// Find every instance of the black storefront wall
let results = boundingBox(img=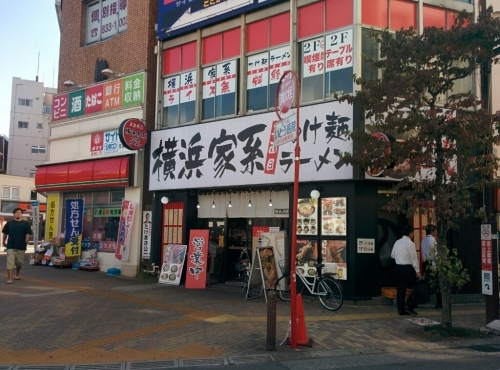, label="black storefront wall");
[150,180,424,300]
[290,181,390,301]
